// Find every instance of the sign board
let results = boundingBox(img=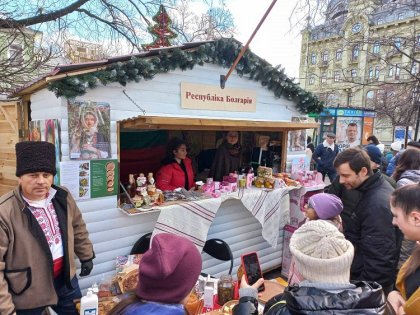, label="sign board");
[60,159,118,200]
[181,82,256,112]
[394,126,413,142]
